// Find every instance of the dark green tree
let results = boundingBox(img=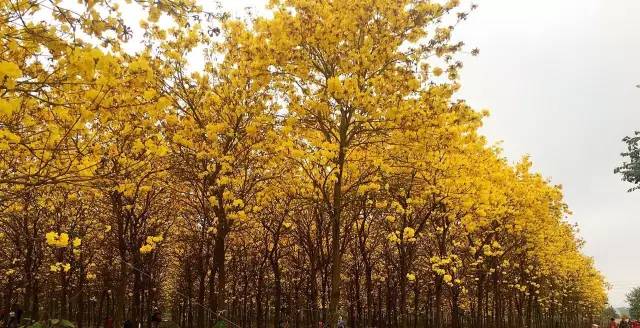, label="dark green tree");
[601,305,620,324]
[615,131,640,191]
[626,287,640,319]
